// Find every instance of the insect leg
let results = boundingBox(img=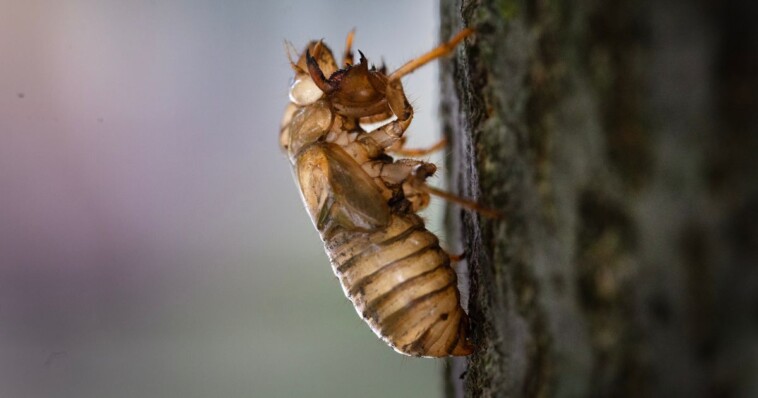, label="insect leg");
[448,250,468,270]
[362,114,413,150]
[389,137,447,157]
[342,29,355,66]
[368,159,430,184]
[374,160,435,212]
[361,78,415,149]
[388,28,474,82]
[284,40,301,72]
[424,185,503,219]
[400,162,502,218]
[449,251,467,263]
[377,157,502,218]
